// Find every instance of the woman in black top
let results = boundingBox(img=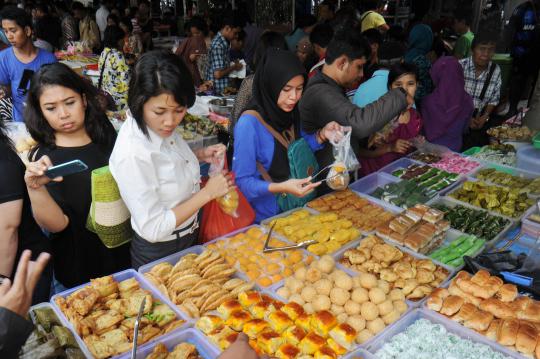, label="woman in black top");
[24,63,130,290]
[0,121,51,303]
